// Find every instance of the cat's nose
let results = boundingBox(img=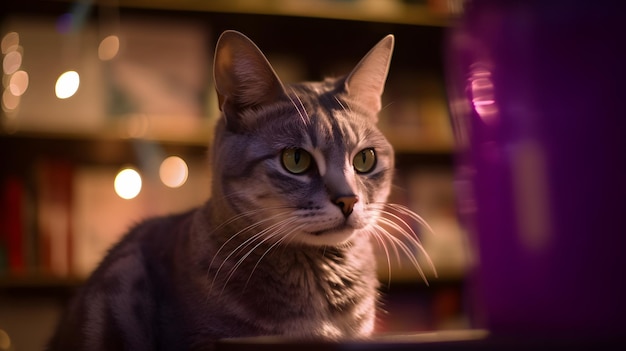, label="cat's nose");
[333,195,359,217]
